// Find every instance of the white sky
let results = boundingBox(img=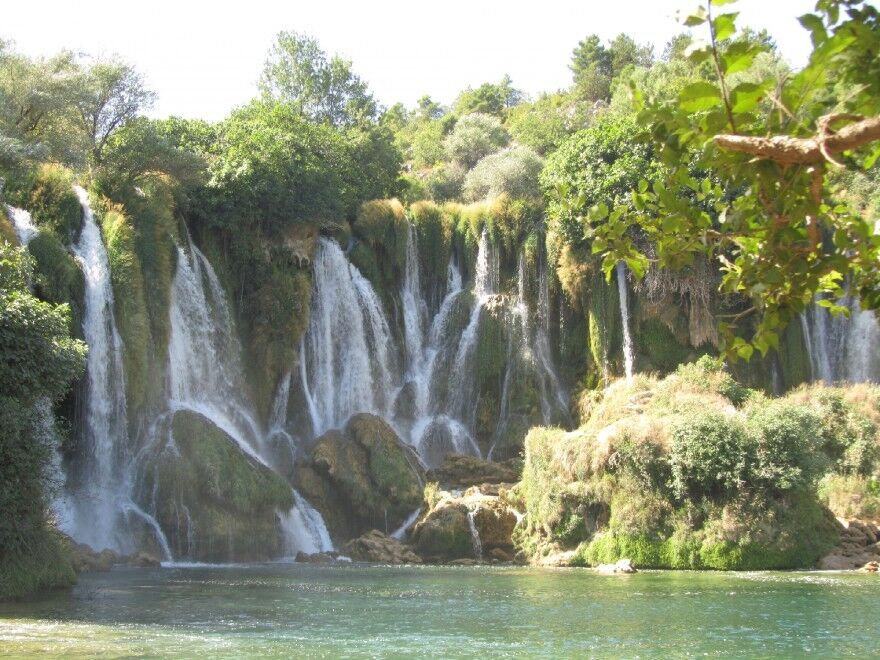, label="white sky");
[3,0,817,121]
